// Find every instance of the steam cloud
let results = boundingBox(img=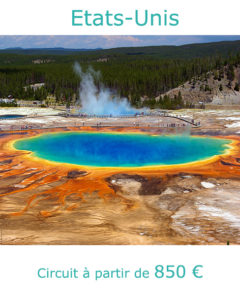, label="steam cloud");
[74,62,141,116]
